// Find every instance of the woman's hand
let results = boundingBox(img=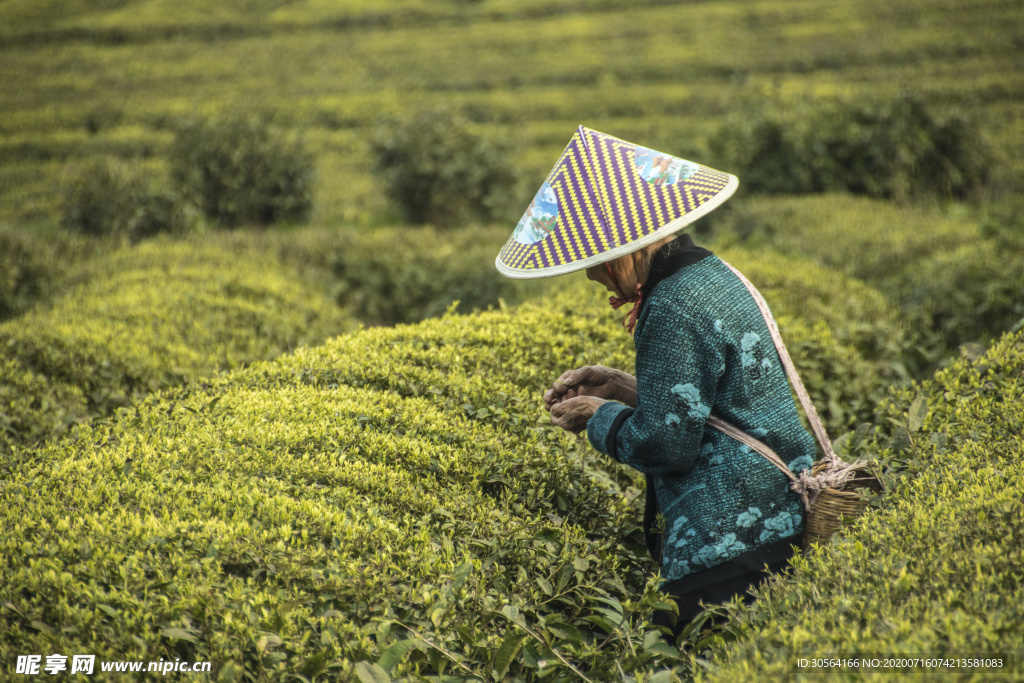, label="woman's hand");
[543,365,637,410]
[550,396,607,434]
